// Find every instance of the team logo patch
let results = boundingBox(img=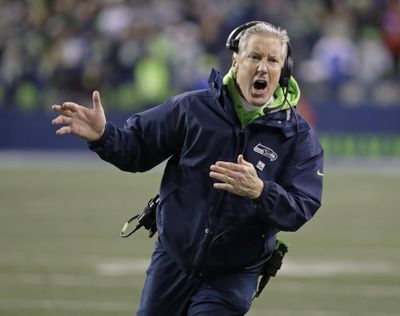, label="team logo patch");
[253,143,278,161]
